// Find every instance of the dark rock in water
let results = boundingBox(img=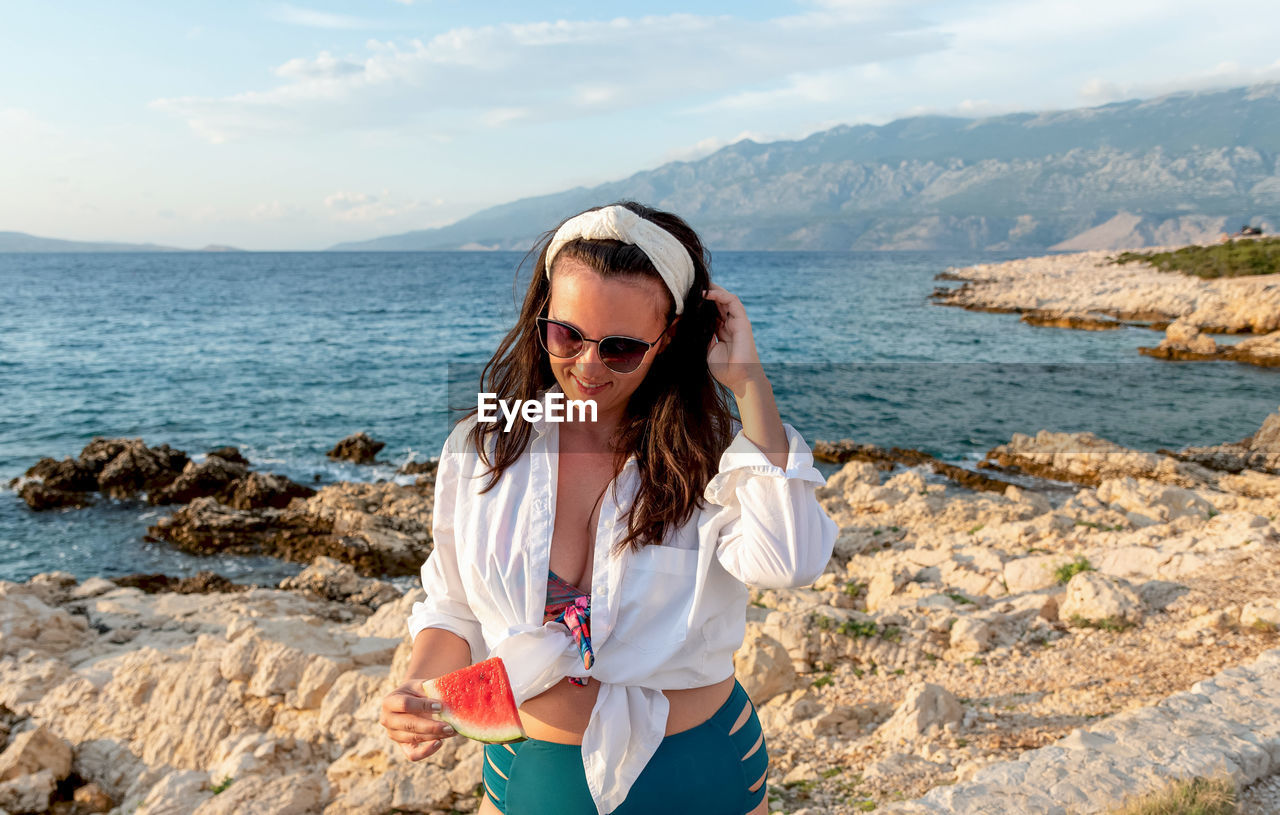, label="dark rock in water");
[16,437,430,578]
[17,438,188,508]
[15,437,312,515]
[220,471,316,510]
[113,570,249,594]
[398,459,438,476]
[148,455,248,505]
[146,481,433,577]
[18,481,95,510]
[815,438,1017,494]
[206,446,250,466]
[24,457,98,492]
[327,432,386,464]
[78,438,135,473]
[146,497,291,556]
[95,439,189,499]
